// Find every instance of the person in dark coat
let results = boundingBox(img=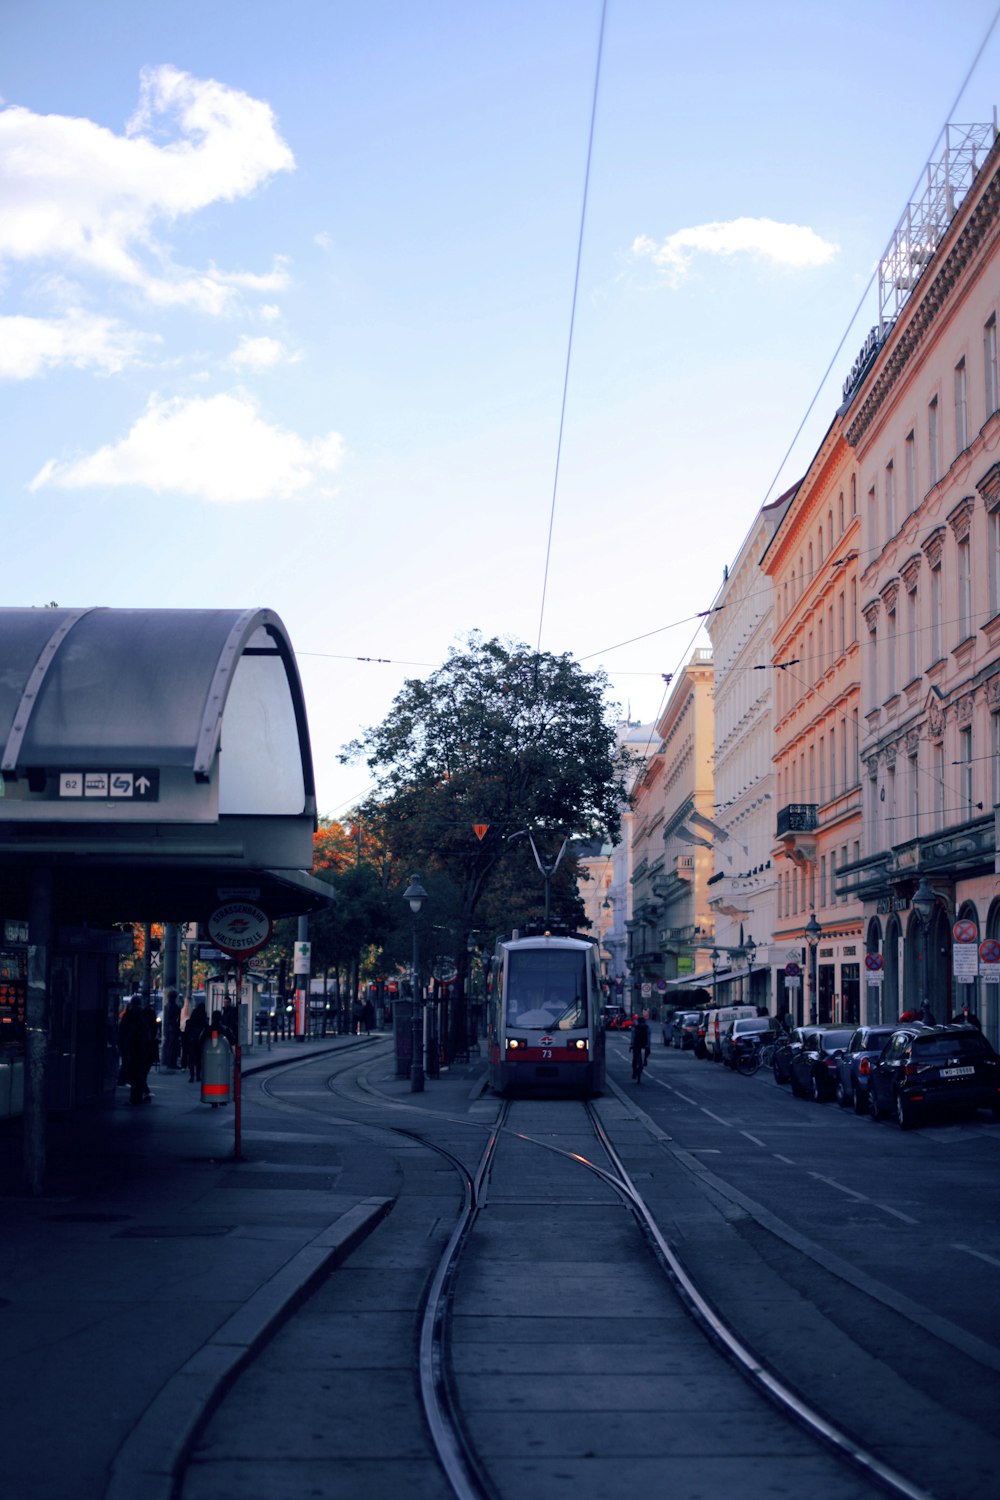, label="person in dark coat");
[363,998,375,1034]
[118,995,157,1105]
[919,1001,937,1025]
[183,1001,210,1081]
[161,987,182,1070]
